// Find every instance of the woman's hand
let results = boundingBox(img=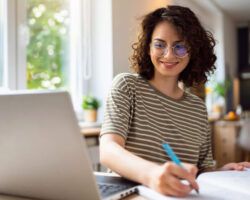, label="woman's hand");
[220,162,250,171]
[146,162,199,197]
